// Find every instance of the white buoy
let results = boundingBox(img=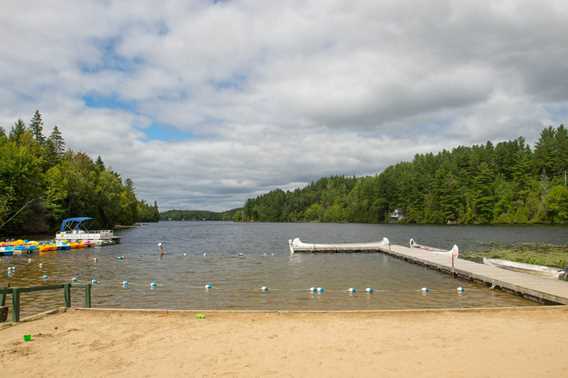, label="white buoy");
[42,274,48,280]
[183,253,187,256]
[263,253,267,256]
[457,287,465,293]
[27,258,32,263]
[260,286,269,292]
[150,281,157,289]
[347,288,357,293]
[93,257,97,263]
[238,253,244,257]
[365,287,374,293]
[39,263,43,268]
[316,287,325,294]
[205,283,213,289]
[420,287,430,293]
[122,280,129,288]
[71,276,78,282]
[309,287,317,293]
[91,278,98,285]
[203,252,207,256]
